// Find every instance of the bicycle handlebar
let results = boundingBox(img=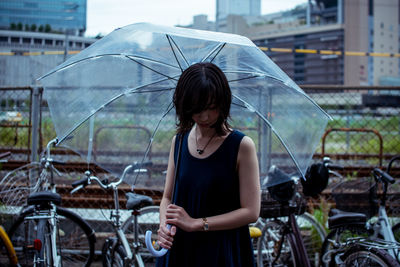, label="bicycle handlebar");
[373,168,395,184]
[325,163,344,170]
[70,162,153,193]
